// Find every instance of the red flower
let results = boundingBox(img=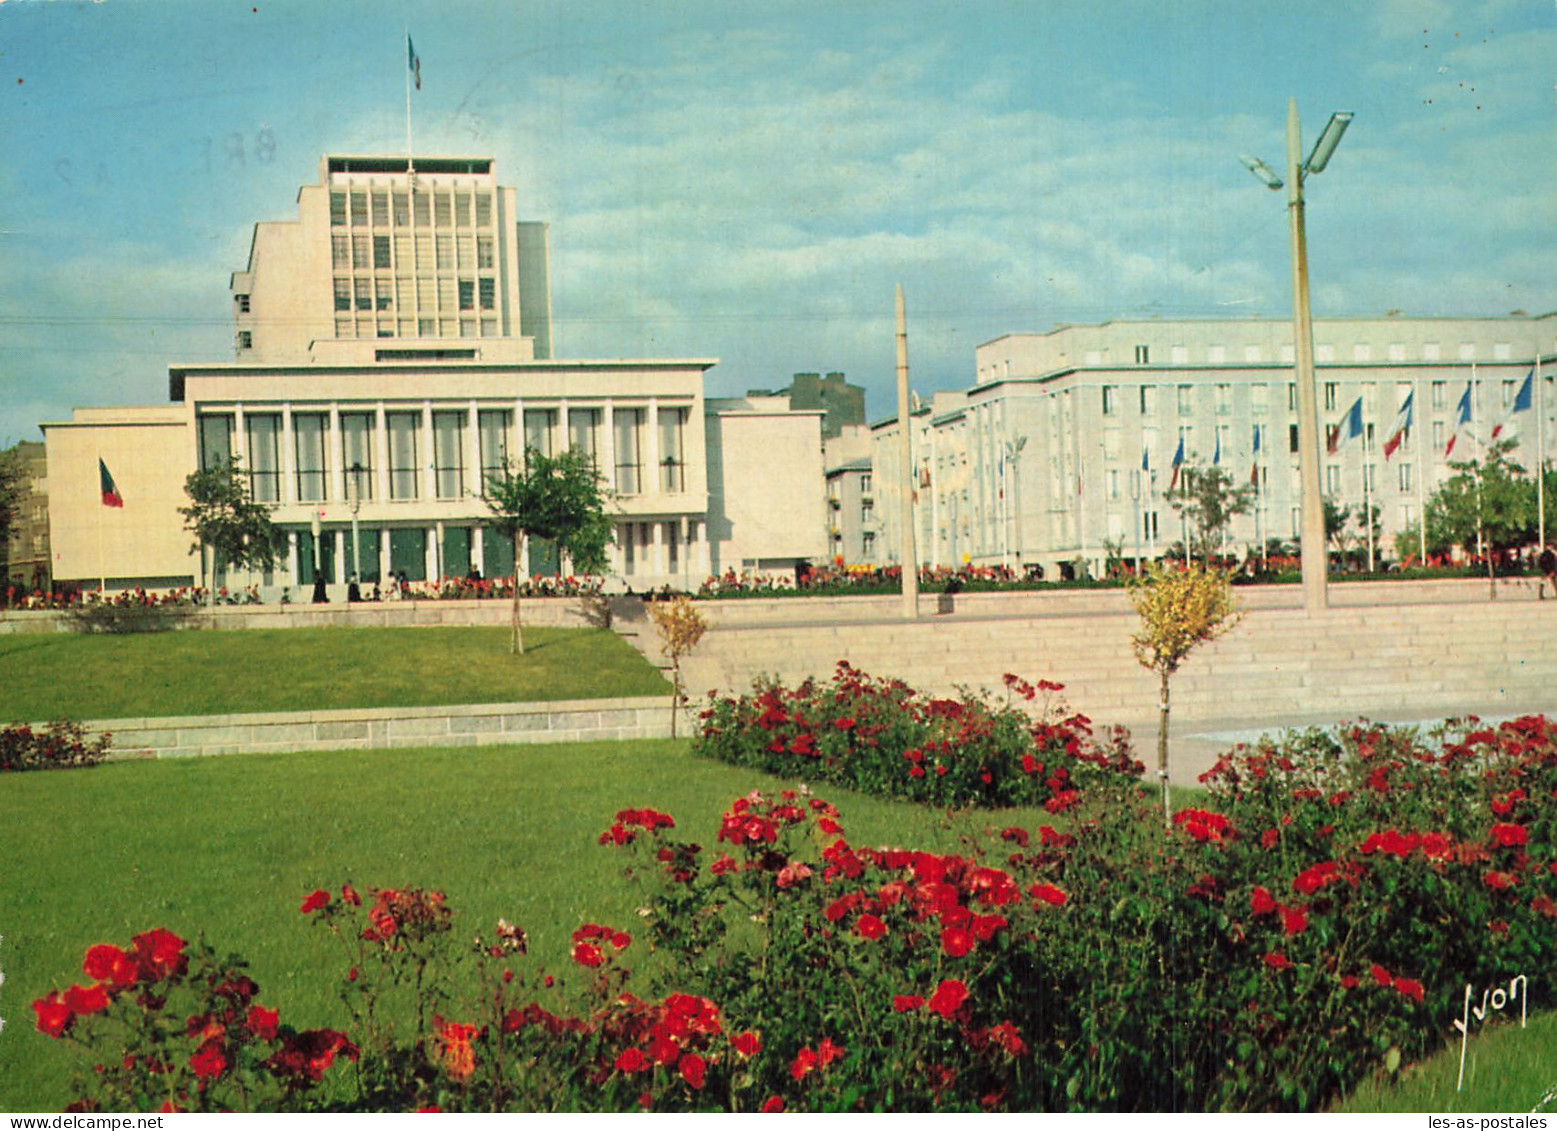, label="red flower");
[1261,828,1280,850]
[1370,964,1393,987]
[1490,823,1528,848]
[834,717,856,731]
[189,1038,229,1080]
[130,929,187,982]
[928,979,969,1018]
[1249,886,1277,916]
[1264,951,1293,971]
[300,889,331,914]
[1393,977,1425,1003]
[941,925,975,958]
[340,884,362,907]
[1340,974,1359,989]
[1021,753,1039,774]
[1292,861,1343,896]
[817,1037,844,1067]
[572,941,604,968]
[761,1096,786,1113]
[732,1030,762,1057]
[680,1053,707,1090]
[615,1047,651,1073]
[247,1005,280,1041]
[893,994,924,1013]
[856,914,887,941]
[1029,882,1067,907]
[83,944,137,989]
[1483,870,1518,891]
[32,992,72,1038]
[1279,904,1309,937]
[63,984,109,1017]
[790,1046,818,1081]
